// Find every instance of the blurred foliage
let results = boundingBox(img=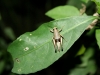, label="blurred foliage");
[0,0,100,75]
[76,45,86,56]
[69,47,96,75]
[92,0,100,14]
[81,0,90,3]
[96,29,100,49]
